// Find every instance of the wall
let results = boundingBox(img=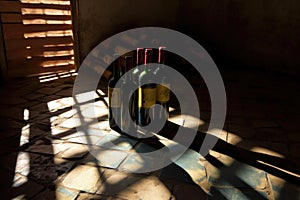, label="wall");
[180,0,300,74]
[75,0,180,63]
[74,0,300,75]
[0,5,7,81]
